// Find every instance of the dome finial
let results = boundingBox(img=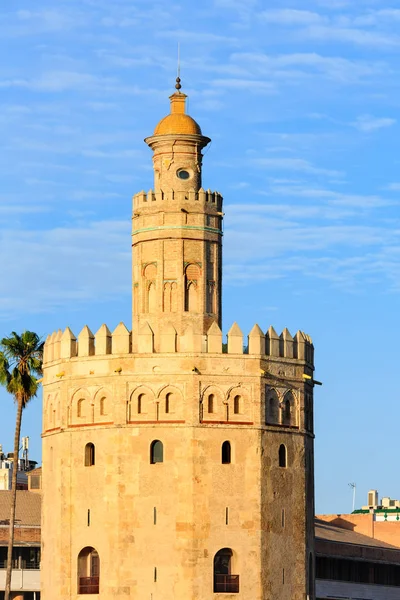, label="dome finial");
[175,42,182,91]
